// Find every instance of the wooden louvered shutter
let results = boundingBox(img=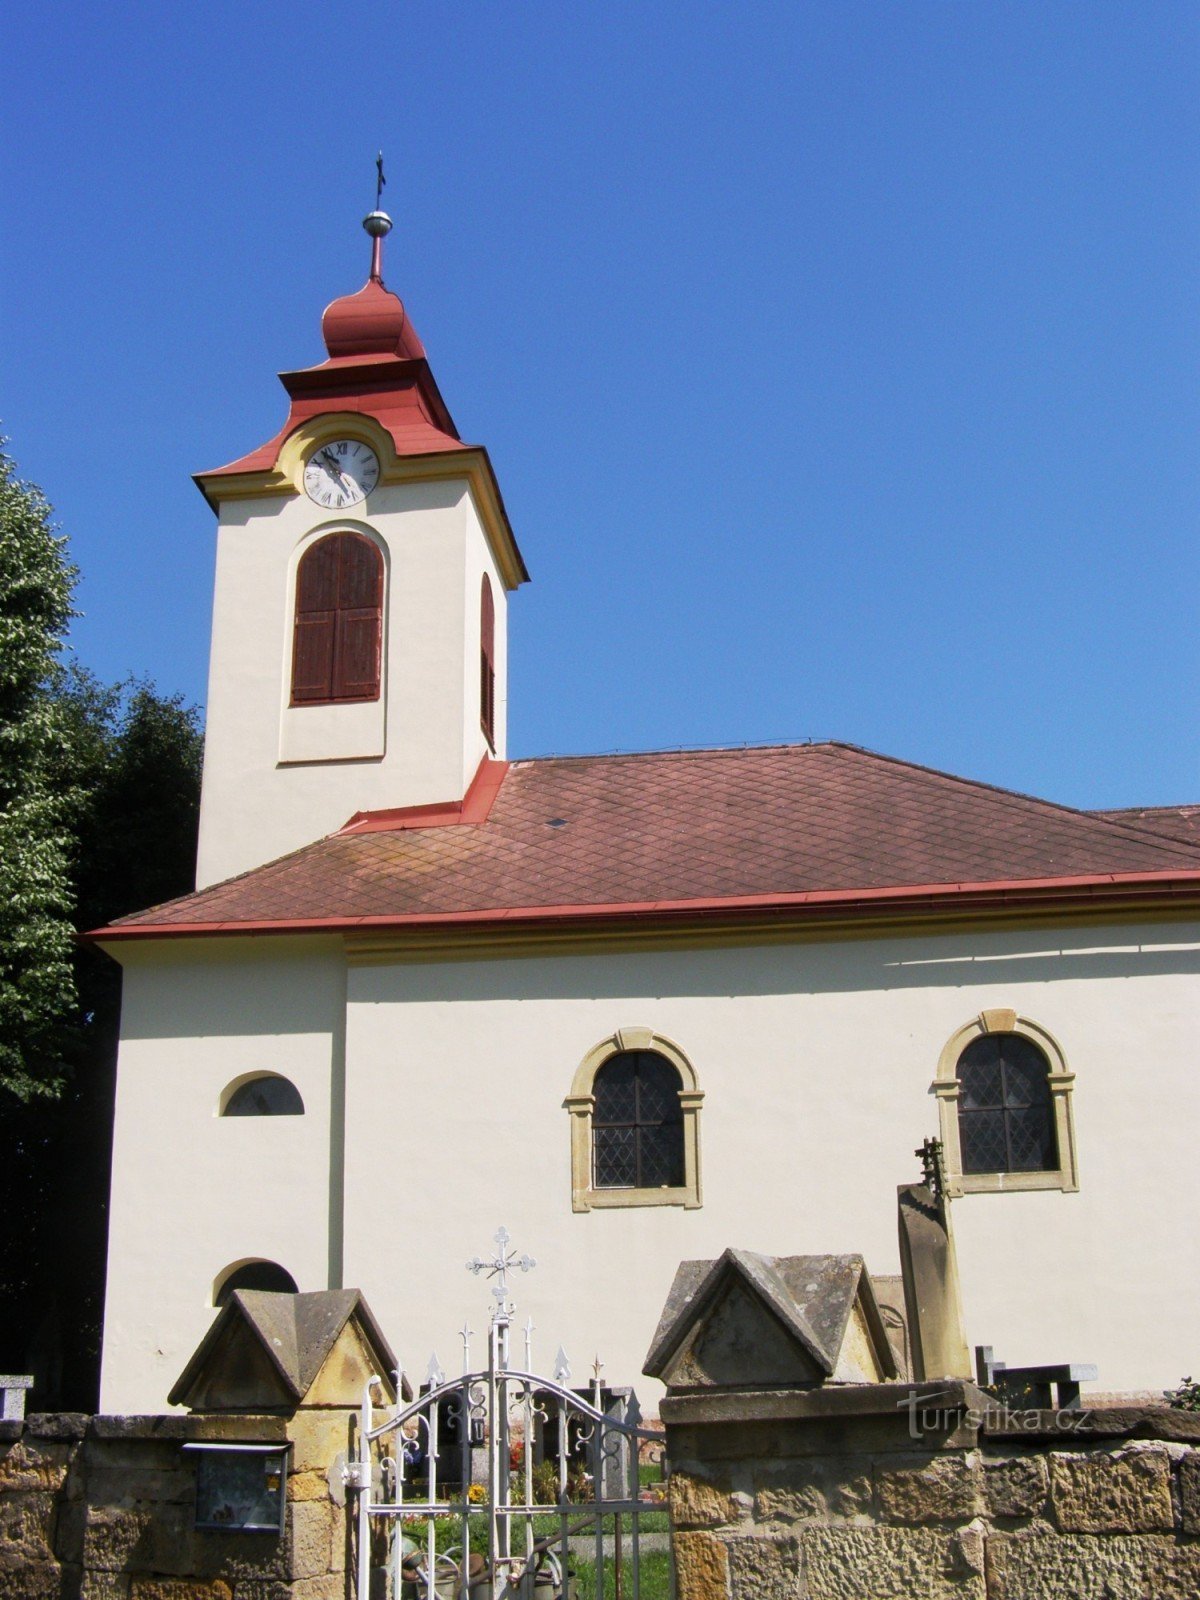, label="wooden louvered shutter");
[480,574,496,746]
[291,538,339,702]
[292,533,383,705]
[332,535,384,700]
